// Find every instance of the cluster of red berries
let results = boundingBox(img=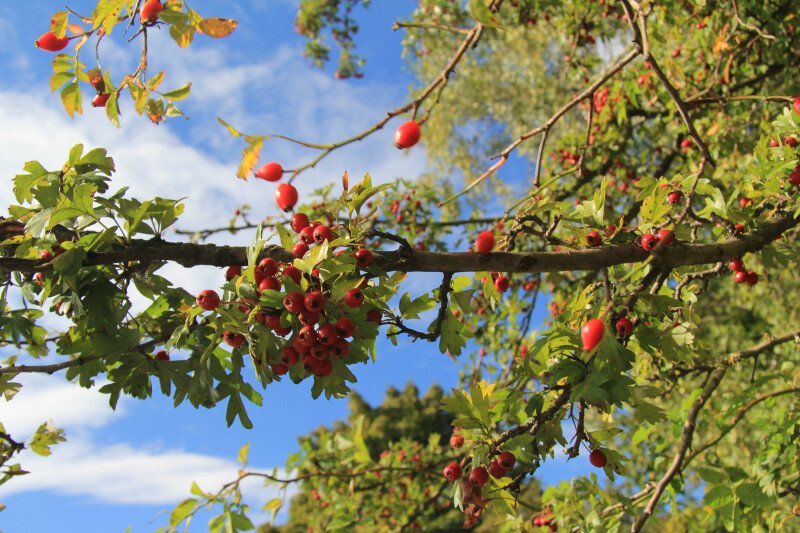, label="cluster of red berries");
[254,161,299,213]
[728,257,758,286]
[640,229,674,251]
[532,509,558,530]
[442,450,516,487]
